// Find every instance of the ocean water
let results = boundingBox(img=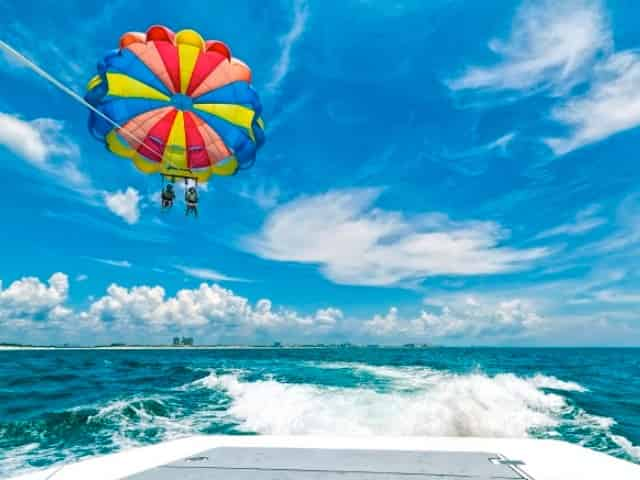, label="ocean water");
[1,348,640,477]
